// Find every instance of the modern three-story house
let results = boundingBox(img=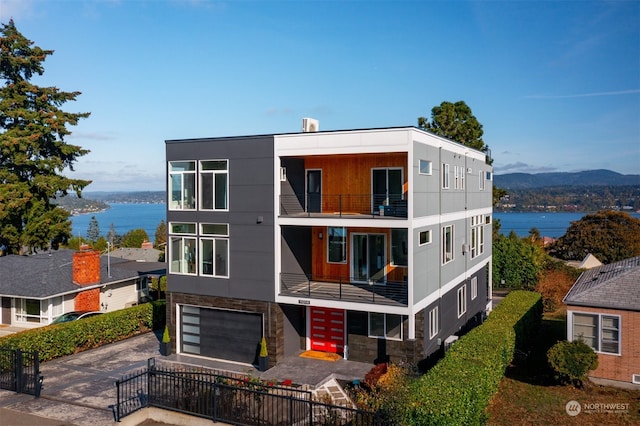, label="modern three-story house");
[165,123,493,369]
